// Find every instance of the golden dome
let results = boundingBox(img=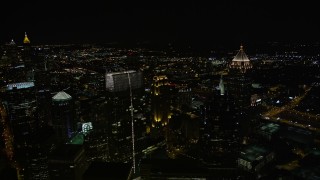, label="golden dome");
[23,32,30,44]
